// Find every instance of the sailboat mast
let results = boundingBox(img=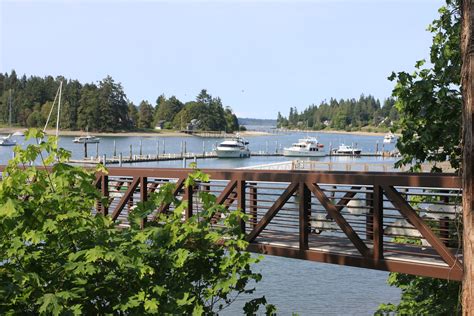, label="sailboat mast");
[56,81,63,138]
[8,89,12,126]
